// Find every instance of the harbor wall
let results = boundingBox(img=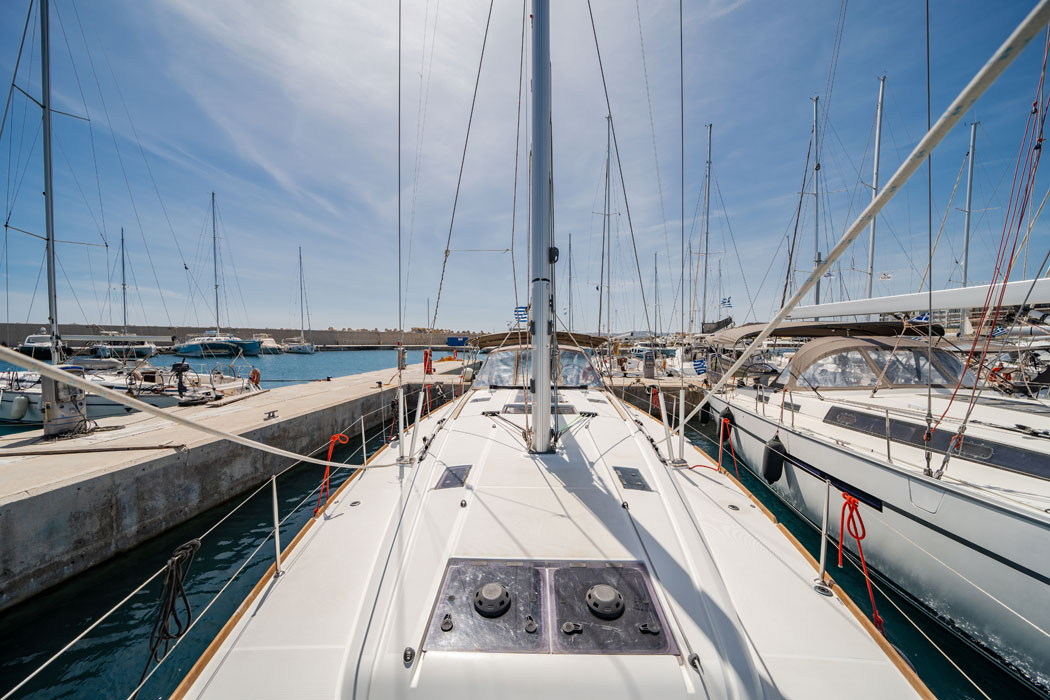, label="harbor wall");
[0,323,478,349]
[0,370,462,611]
